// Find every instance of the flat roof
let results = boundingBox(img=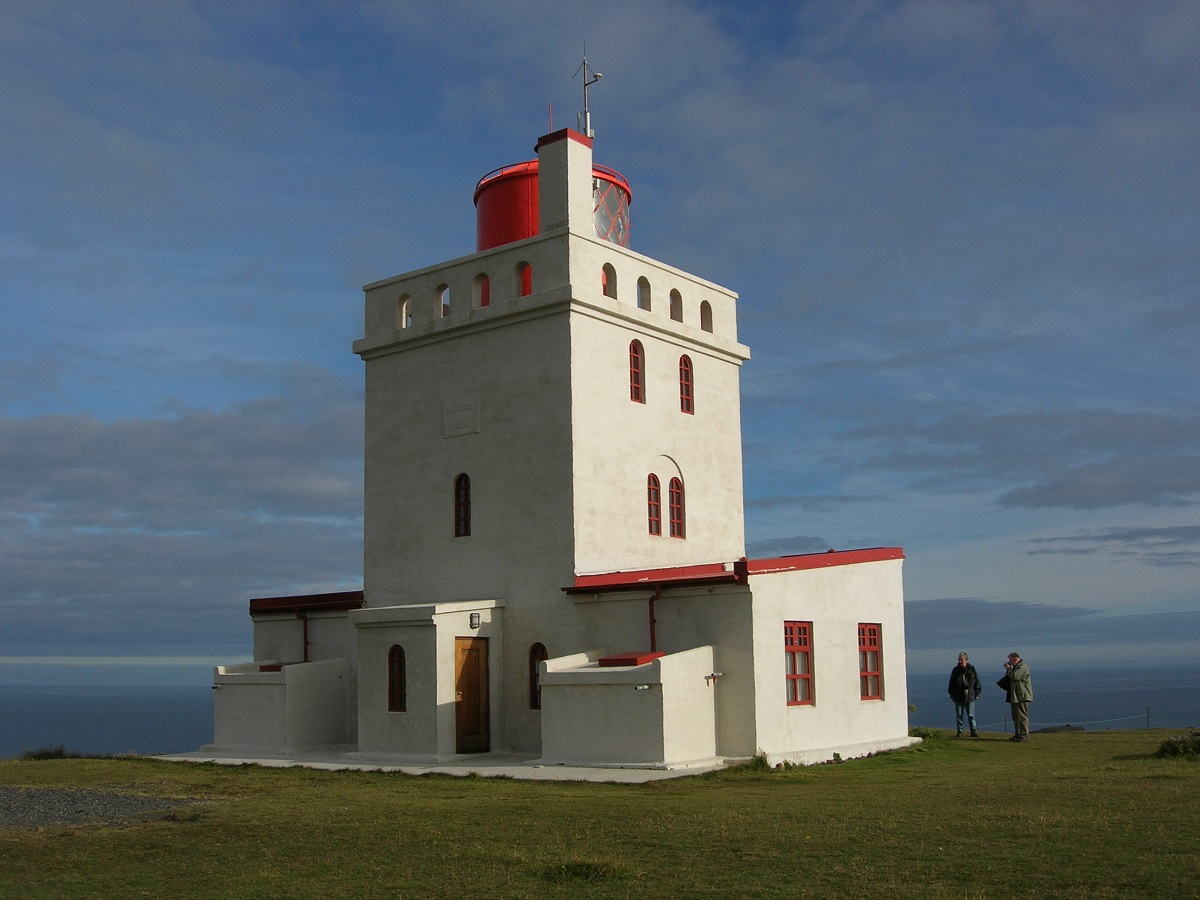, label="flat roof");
[564,547,905,594]
[249,590,365,614]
